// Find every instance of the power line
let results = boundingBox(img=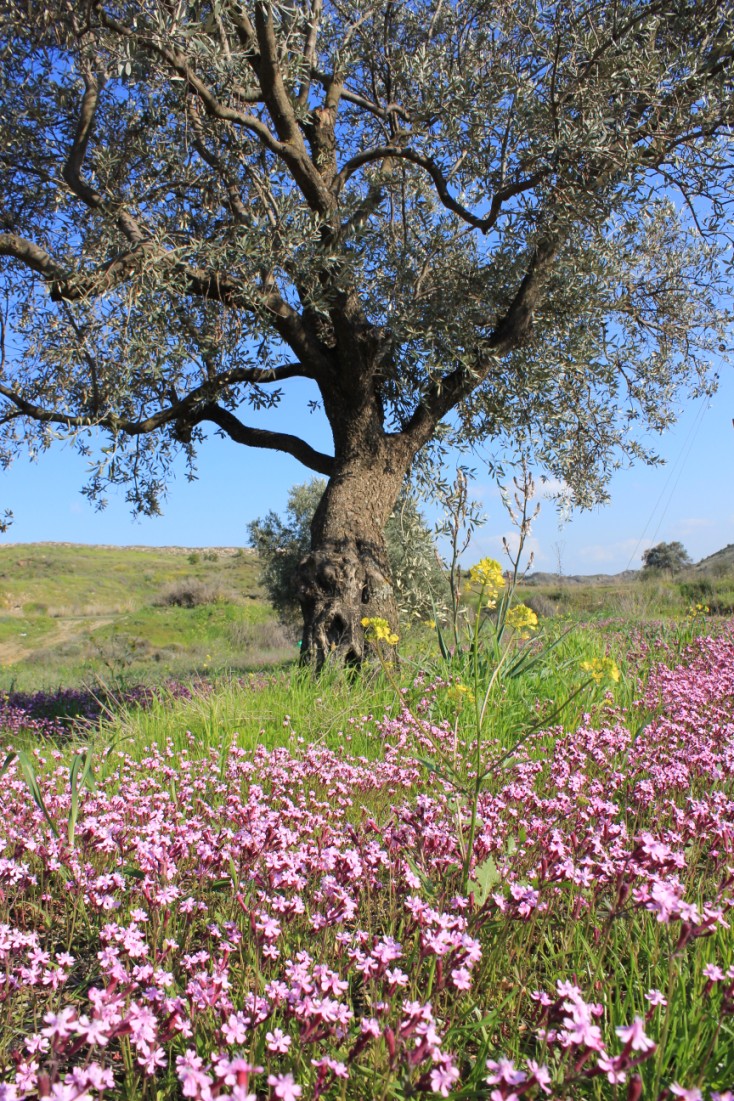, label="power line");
[625,394,710,570]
